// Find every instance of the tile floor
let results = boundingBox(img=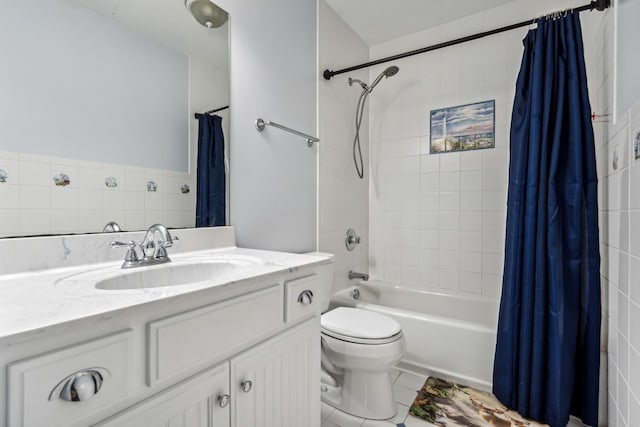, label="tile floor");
[320,368,437,427]
[320,368,589,427]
